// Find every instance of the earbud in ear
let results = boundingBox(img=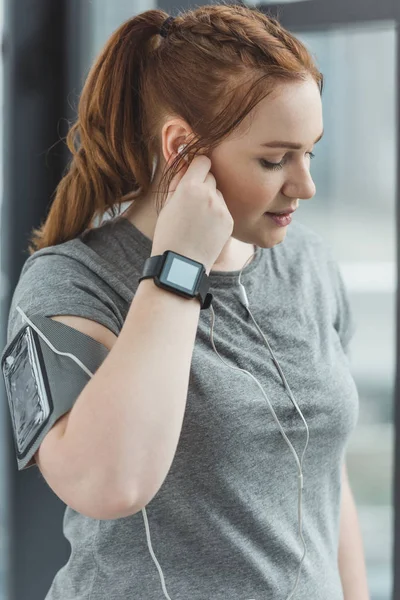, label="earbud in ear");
[177,144,189,161]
